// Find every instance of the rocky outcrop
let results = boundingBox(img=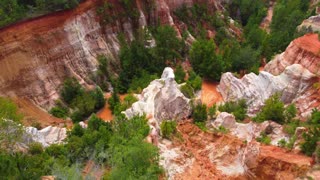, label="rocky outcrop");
[265,34,320,75]
[25,126,67,147]
[264,34,320,117]
[212,112,289,146]
[161,121,311,179]
[124,67,191,123]
[298,15,320,32]
[218,64,317,117]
